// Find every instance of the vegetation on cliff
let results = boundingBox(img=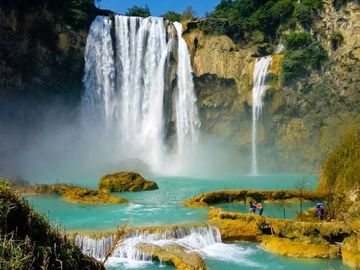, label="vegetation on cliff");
[318,128,360,219]
[98,171,158,193]
[0,180,104,269]
[281,32,327,84]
